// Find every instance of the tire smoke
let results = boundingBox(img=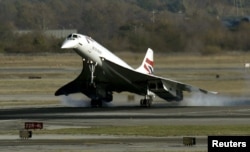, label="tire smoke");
[60,94,91,107]
[181,92,250,106]
[59,93,113,107]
